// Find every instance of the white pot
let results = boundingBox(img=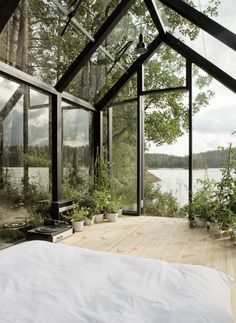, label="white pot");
[210,222,220,237]
[118,208,123,217]
[84,216,95,226]
[94,213,104,223]
[72,220,84,232]
[194,216,206,228]
[106,212,118,222]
